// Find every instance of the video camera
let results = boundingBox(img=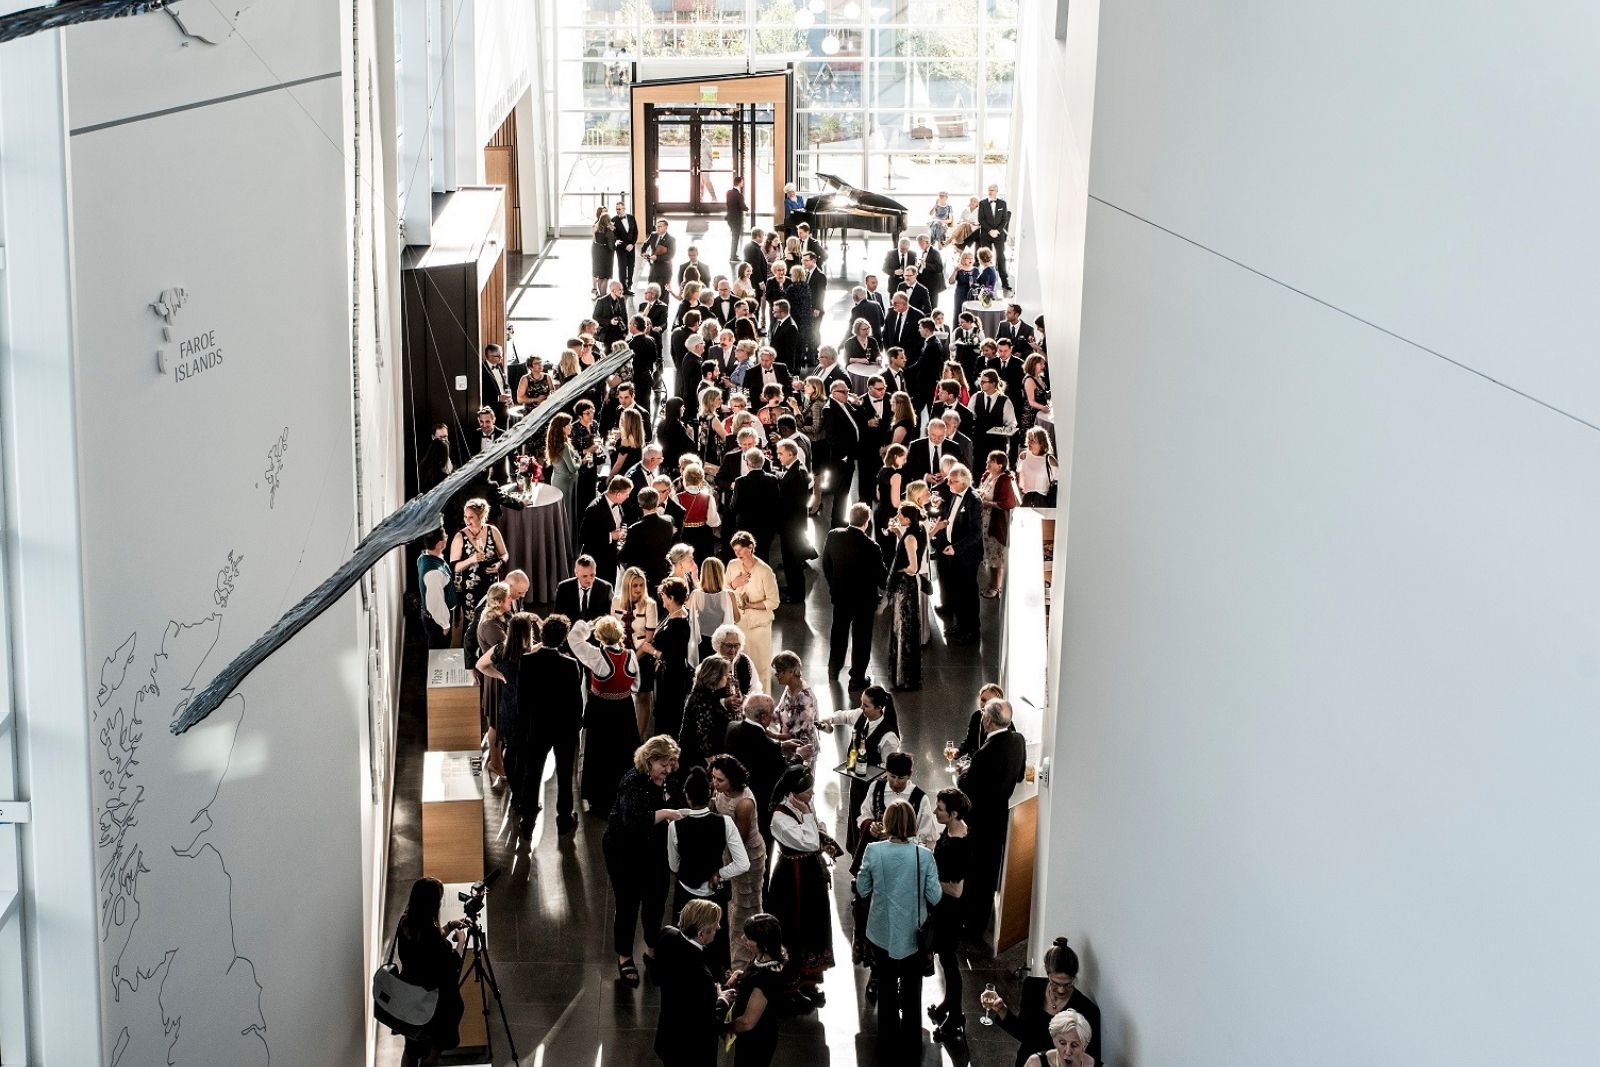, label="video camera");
[458,866,502,921]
